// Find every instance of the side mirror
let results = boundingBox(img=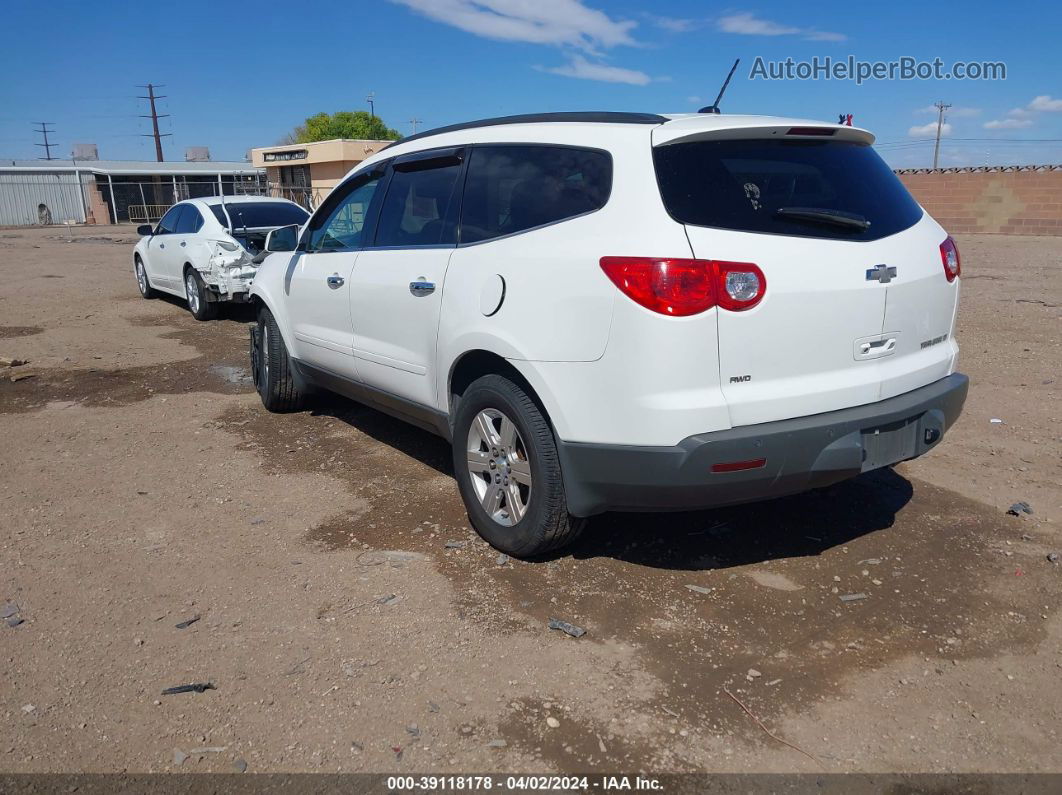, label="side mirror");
[137,224,154,237]
[265,224,298,253]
